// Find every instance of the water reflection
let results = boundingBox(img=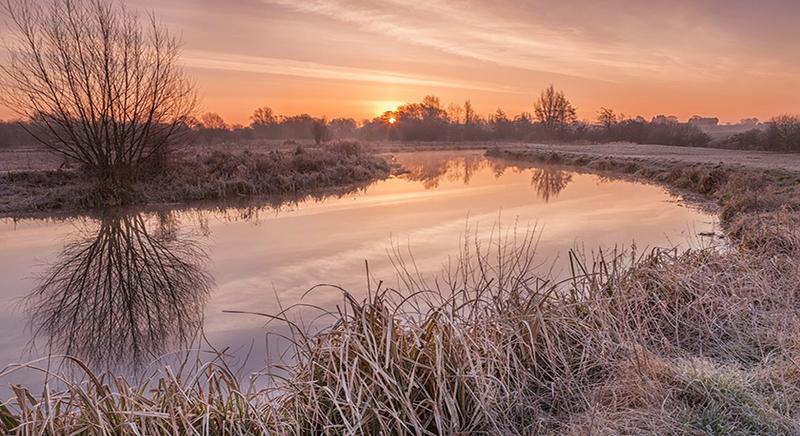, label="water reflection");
[529,168,573,202]
[0,151,717,386]
[393,151,574,201]
[26,211,212,372]
[394,151,495,188]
